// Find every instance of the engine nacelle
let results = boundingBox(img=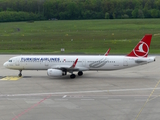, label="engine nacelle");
[47,69,63,77]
